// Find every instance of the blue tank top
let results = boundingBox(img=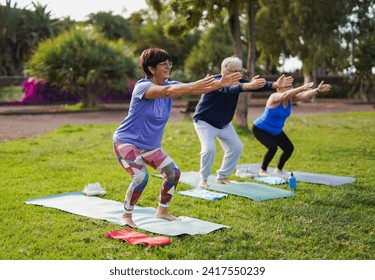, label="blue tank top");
[253,100,291,135]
